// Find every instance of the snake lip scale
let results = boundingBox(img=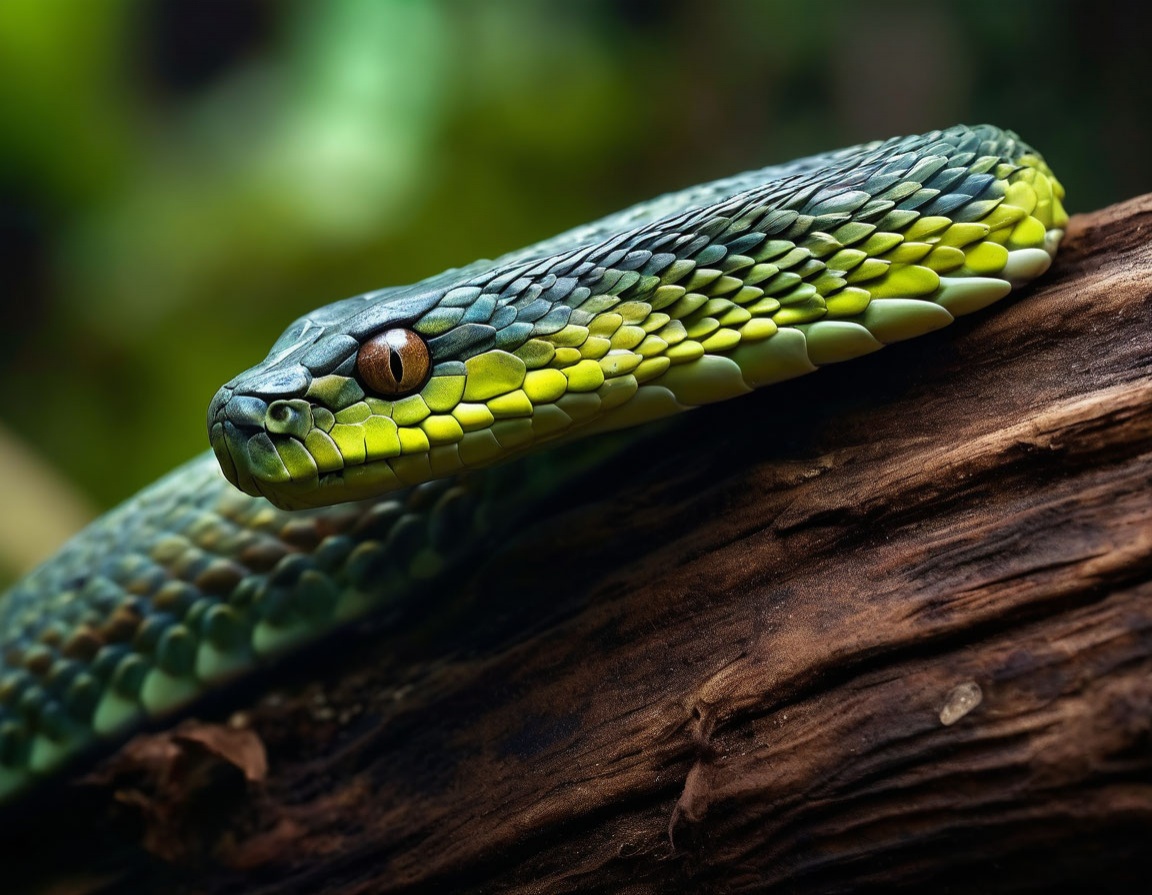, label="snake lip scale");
[0,124,1066,805]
